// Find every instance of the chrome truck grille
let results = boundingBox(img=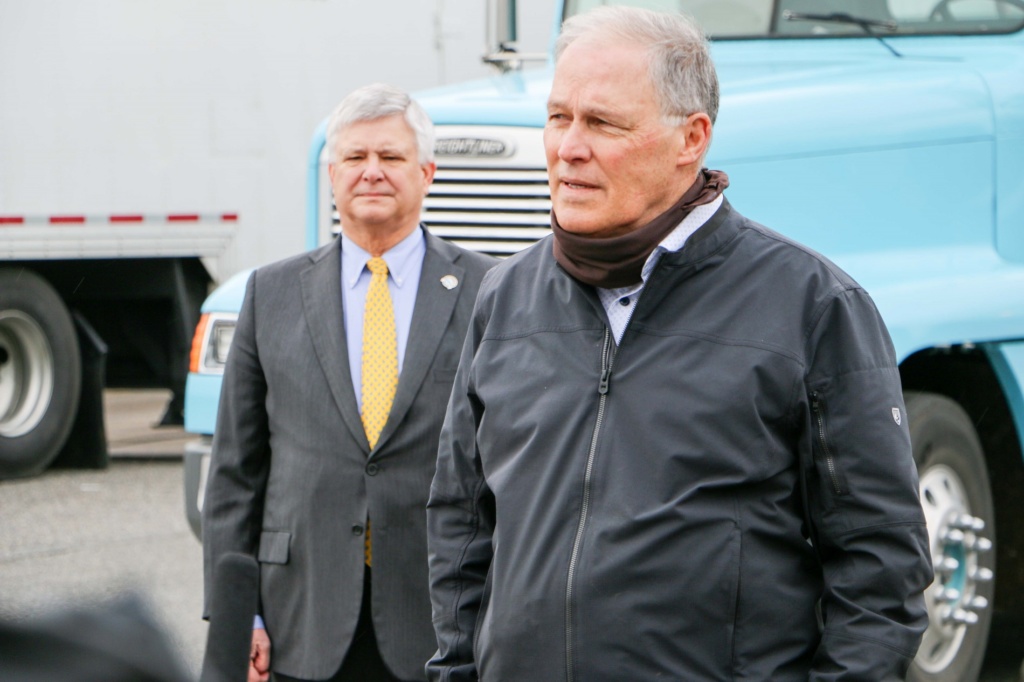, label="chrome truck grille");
[423,164,551,256]
[324,126,551,258]
[424,127,550,256]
